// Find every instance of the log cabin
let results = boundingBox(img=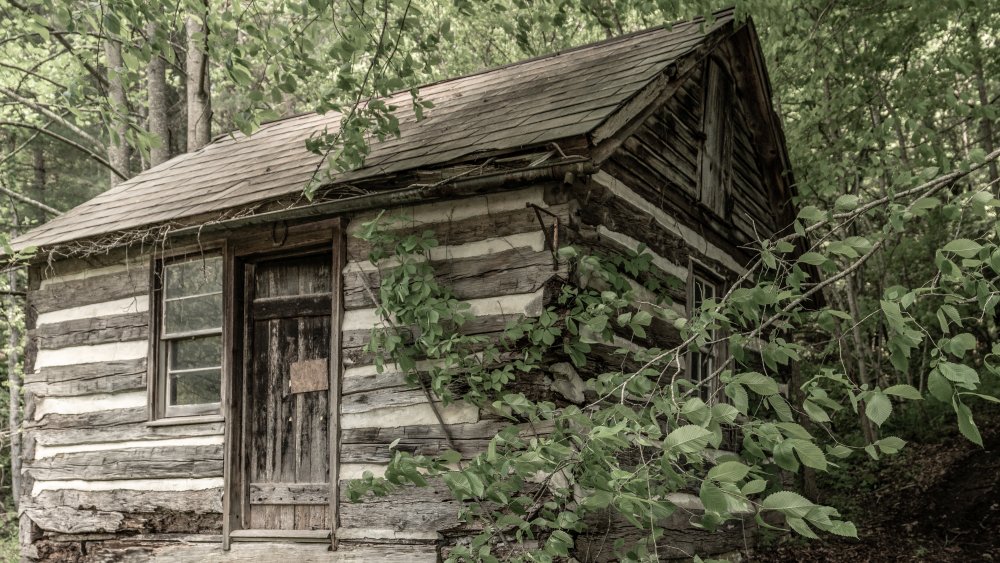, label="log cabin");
[8,8,801,561]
